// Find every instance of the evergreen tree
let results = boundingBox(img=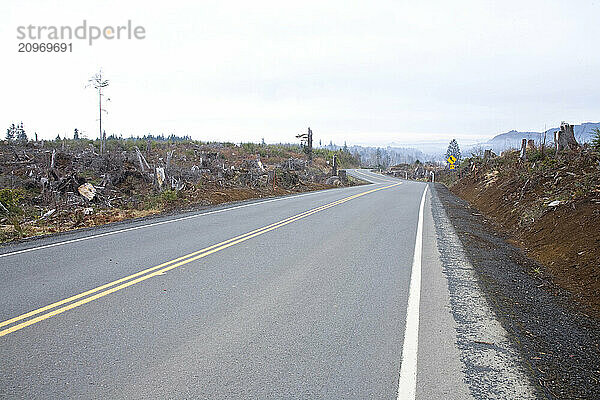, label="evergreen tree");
[16,122,27,142]
[592,128,600,150]
[6,124,16,141]
[445,139,461,164]
[74,128,79,140]
[383,153,391,168]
